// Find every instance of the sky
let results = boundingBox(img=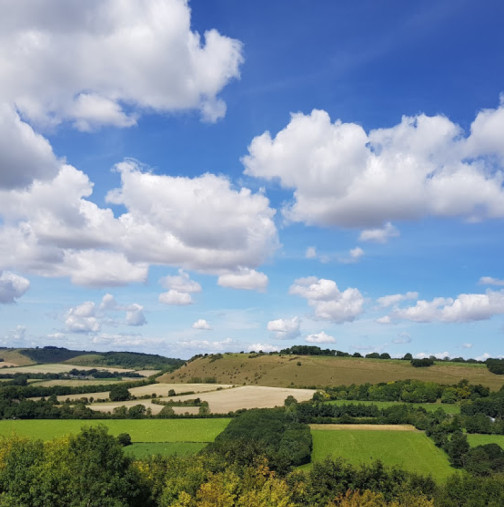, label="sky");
[1,0,504,360]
